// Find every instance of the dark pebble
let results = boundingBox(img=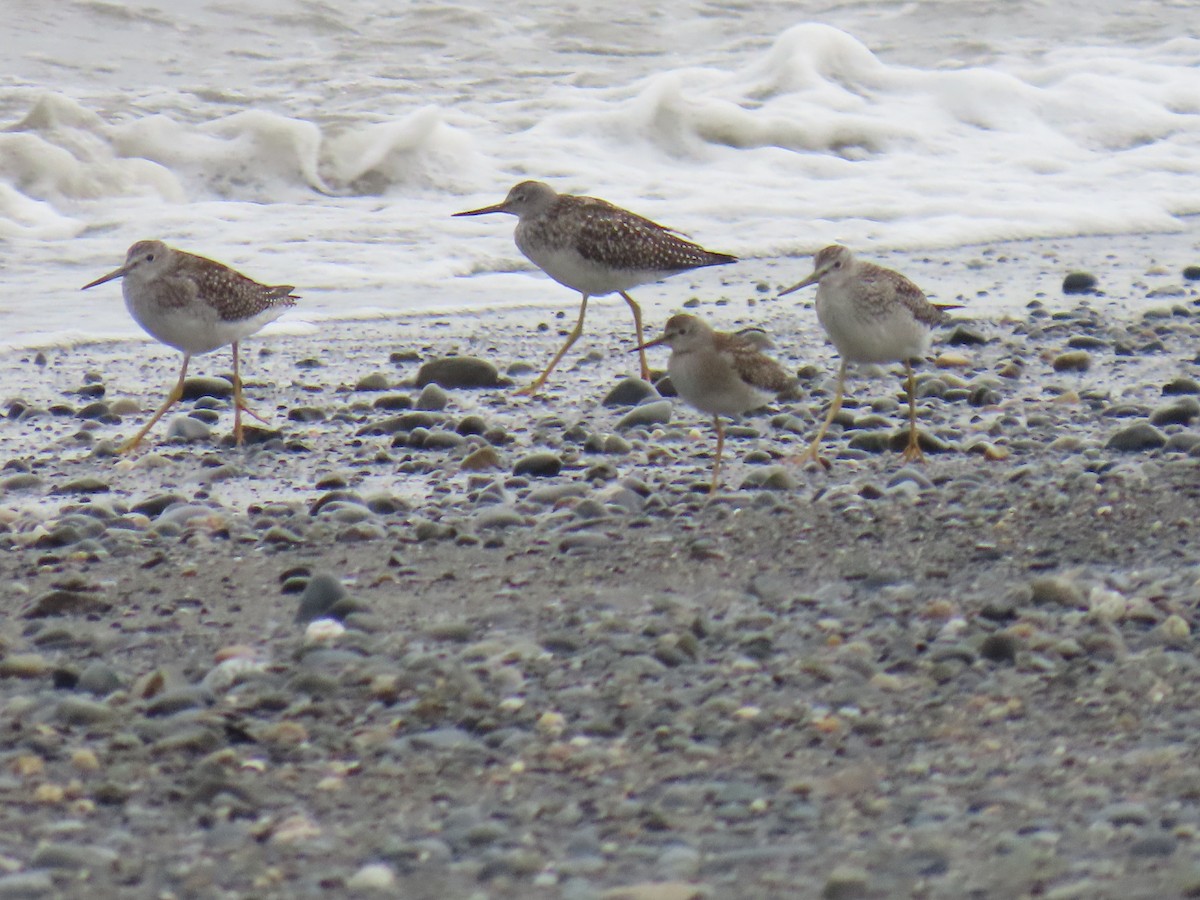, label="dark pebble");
[1062,272,1097,294]
[947,325,988,346]
[1105,421,1167,452]
[1163,377,1200,395]
[181,375,233,400]
[979,631,1019,664]
[602,377,659,407]
[513,452,562,477]
[295,573,349,624]
[1150,397,1200,427]
[415,356,500,389]
[1183,265,1200,281]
